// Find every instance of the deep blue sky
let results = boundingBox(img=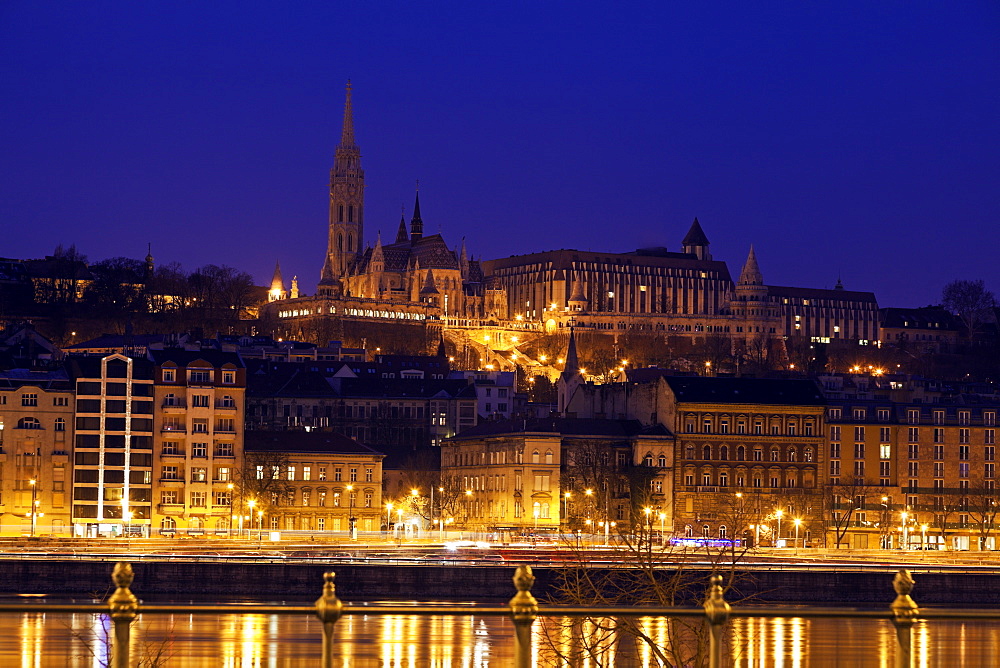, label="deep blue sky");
[2,2,998,307]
